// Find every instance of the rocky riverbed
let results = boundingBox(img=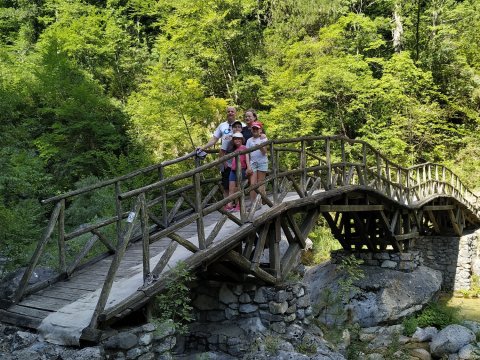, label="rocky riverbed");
[1,262,480,359]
